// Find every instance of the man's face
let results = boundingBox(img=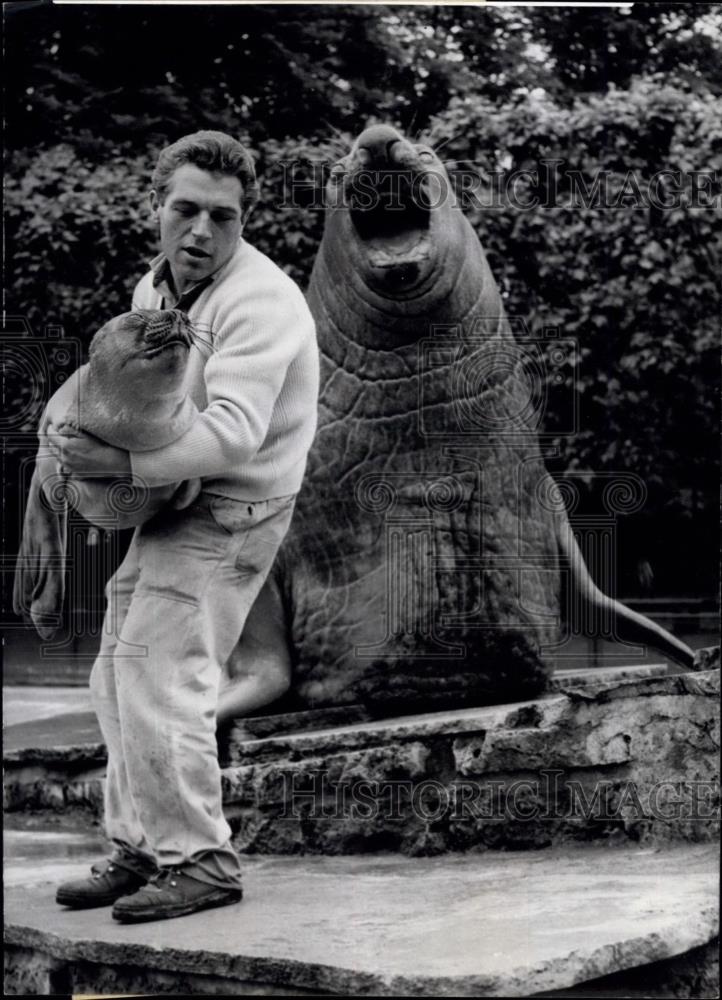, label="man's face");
[151,164,244,292]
